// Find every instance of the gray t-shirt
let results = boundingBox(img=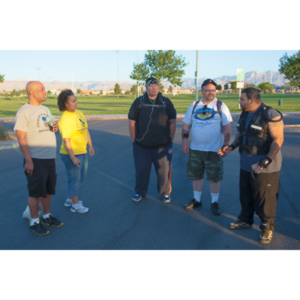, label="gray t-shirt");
[14,103,56,159]
[240,108,282,173]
